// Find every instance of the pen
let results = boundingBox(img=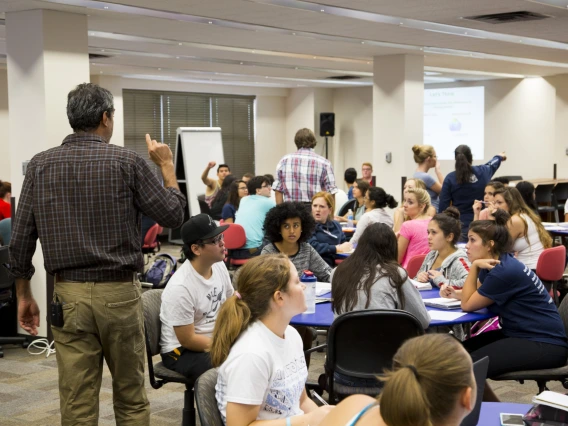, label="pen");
[310,390,329,405]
